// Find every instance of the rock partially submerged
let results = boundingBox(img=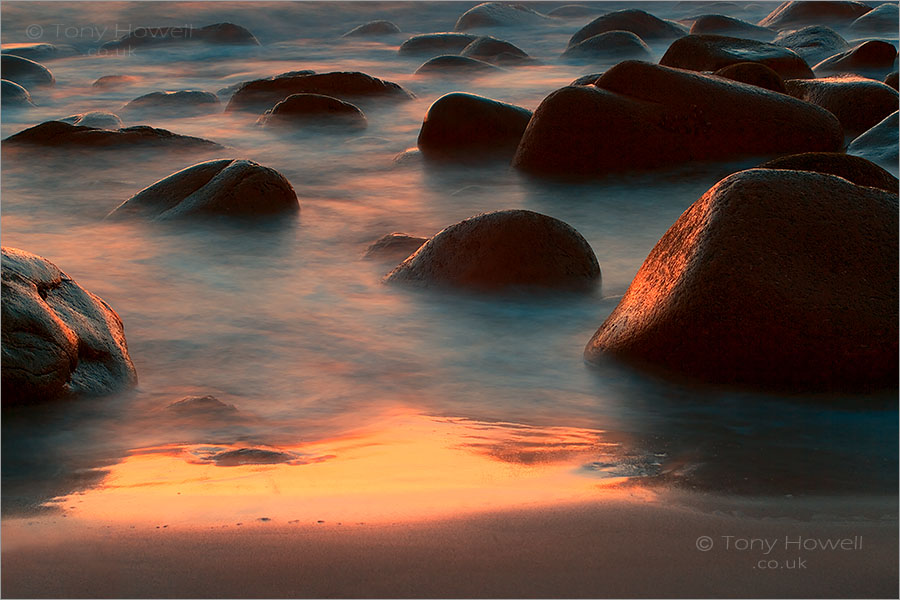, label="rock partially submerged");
[385,209,600,292]
[660,34,814,79]
[211,448,295,466]
[812,40,898,79]
[414,55,503,76]
[167,394,237,415]
[364,233,428,261]
[1,79,34,107]
[584,169,898,393]
[713,62,786,93]
[59,111,124,130]
[1,43,76,62]
[454,2,548,31]
[847,111,900,169]
[689,14,775,41]
[848,2,899,34]
[460,36,529,63]
[758,1,873,30]
[569,9,686,47]
[1,247,137,406]
[92,75,140,89]
[773,25,848,65]
[122,90,221,116]
[562,31,652,61]
[784,75,898,136]
[256,93,367,130]
[102,22,260,51]
[342,20,401,37]
[3,121,223,152]
[398,33,479,56]
[1,54,54,87]
[758,152,898,193]
[108,159,298,220]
